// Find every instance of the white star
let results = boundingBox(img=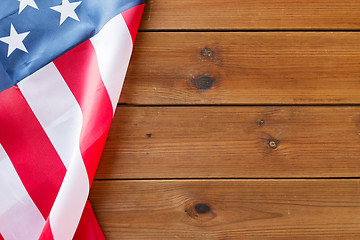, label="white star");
[50,0,82,26]
[0,24,30,57]
[18,0,38,14]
